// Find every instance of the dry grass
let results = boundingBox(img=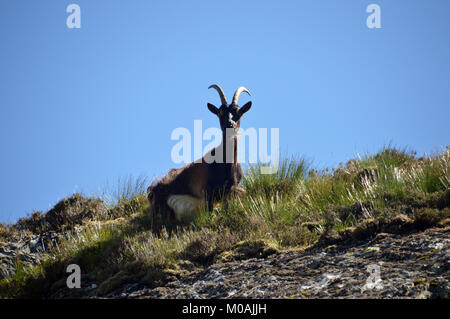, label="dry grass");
[1,146,449,298]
